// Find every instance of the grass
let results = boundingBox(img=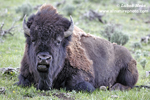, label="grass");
[0,0,150,99]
